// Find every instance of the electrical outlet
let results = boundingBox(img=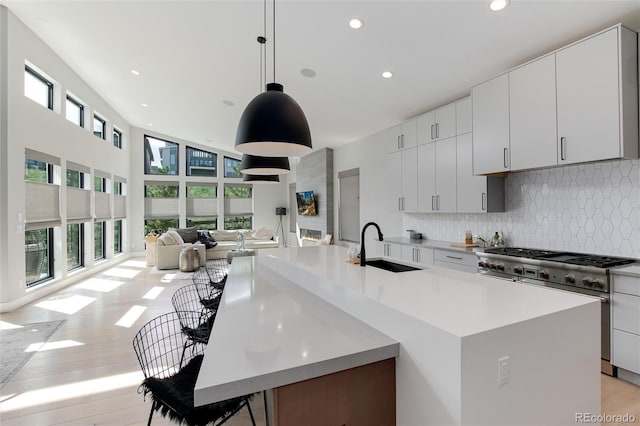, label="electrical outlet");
[498,356,509,386]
